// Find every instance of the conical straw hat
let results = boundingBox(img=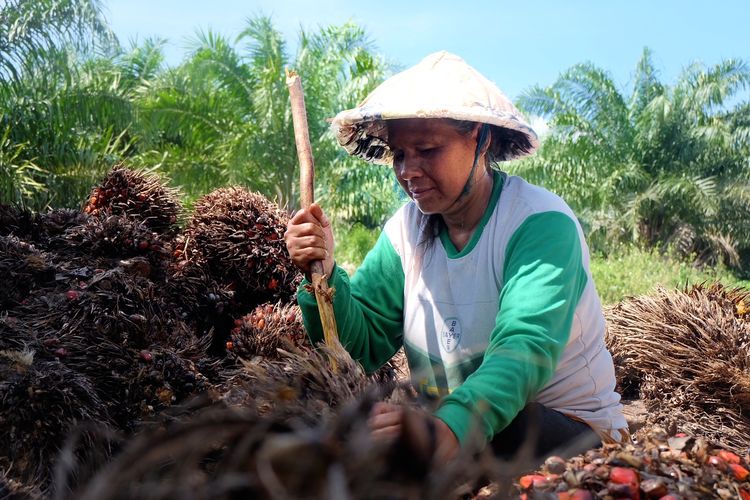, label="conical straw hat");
[331,51,539,165]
